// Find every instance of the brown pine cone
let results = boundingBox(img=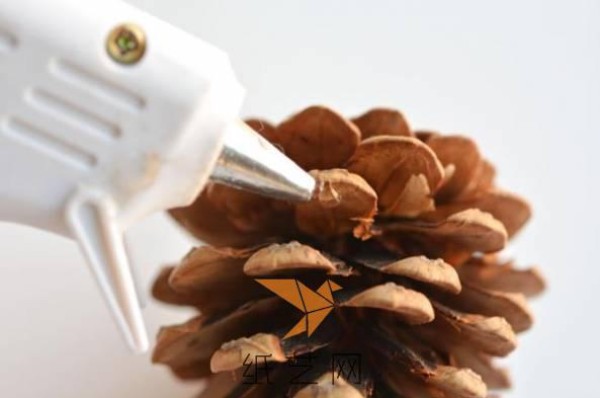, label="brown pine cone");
[152,106,545,397]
